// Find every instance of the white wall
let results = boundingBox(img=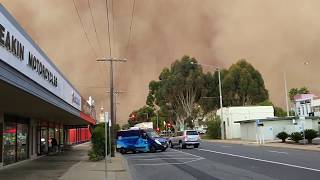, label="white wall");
[239,119,319,141]
[217,106,274,139]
